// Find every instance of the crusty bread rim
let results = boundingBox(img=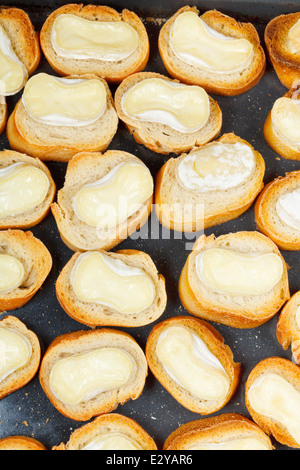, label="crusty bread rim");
[0,230,52,312]
[0,315,41,400]
[277,291,300,359]
[158,6,266,96]
[0,435,47,450]
[145,316,241,414]
[0,149,56,229]
[255,170,300,250]
[40,4,149,82]
[51,150,154,252]
[56,248,167,327]
[163,412,274,450]
[245,356,300,448]
[114,70,222,155]
[39,328,148,421]
[179,231,290,328]
[52,413,157,450]
[264,85,300,161]
[265,12,300,89]
[154,132,265,232]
